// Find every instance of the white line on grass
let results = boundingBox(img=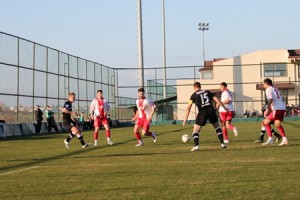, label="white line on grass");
[0,166,41,176]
